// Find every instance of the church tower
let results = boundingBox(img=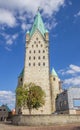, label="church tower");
[16,11,62,115]
[21,11,52,115]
